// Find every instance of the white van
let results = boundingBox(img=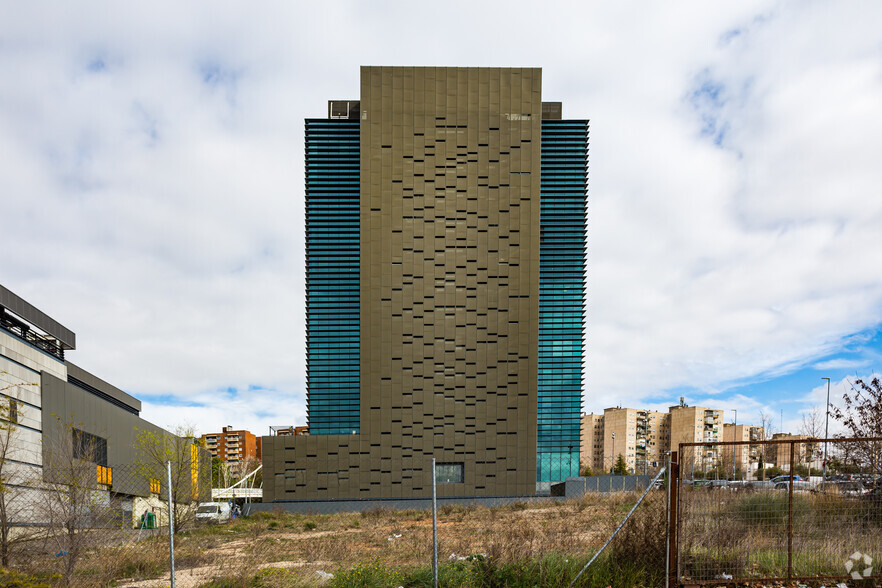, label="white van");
[195,502,232,524]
